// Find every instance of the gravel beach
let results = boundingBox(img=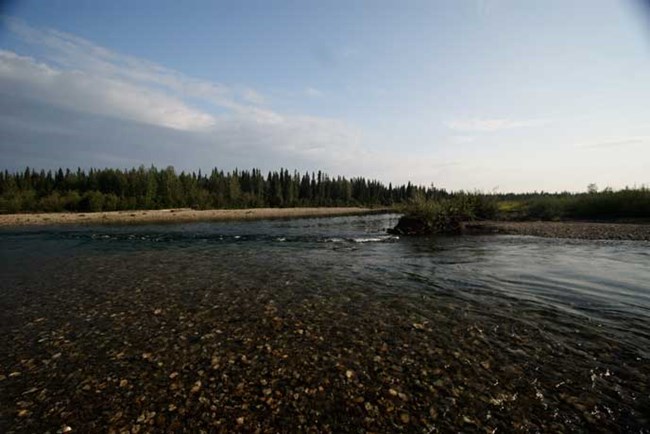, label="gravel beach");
[464,220,650,241]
